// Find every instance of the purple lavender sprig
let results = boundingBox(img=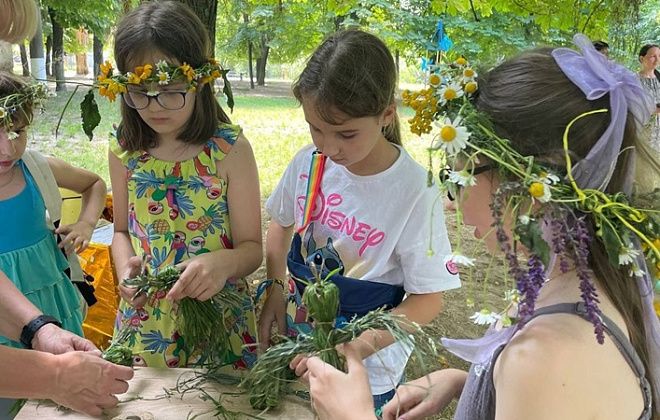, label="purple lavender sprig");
[518,254,546,328]
[549,207,571,274]
[559,213,604,344]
